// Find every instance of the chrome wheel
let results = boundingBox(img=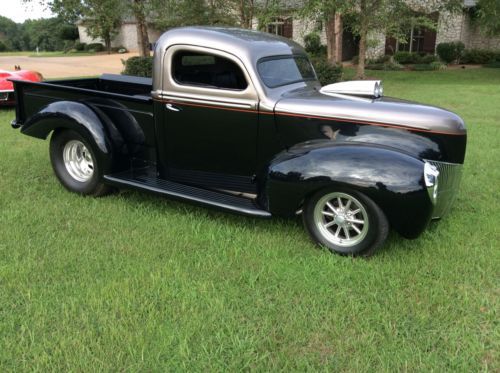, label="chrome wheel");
[313,192,369,247]
[62,140,94,182]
